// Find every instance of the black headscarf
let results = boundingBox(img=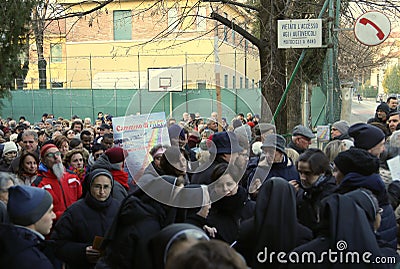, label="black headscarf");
[316,193,385,268]
[253,177,297,269]
[85,168,114,210]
